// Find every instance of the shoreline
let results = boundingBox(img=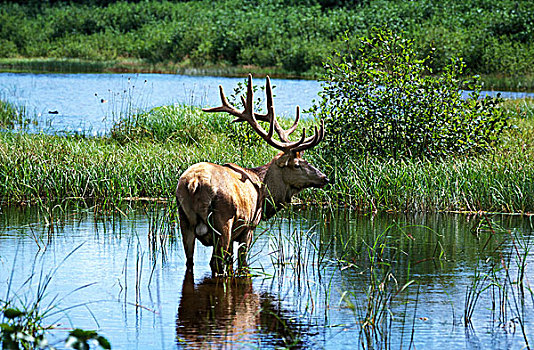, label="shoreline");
[1,57,533,92]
